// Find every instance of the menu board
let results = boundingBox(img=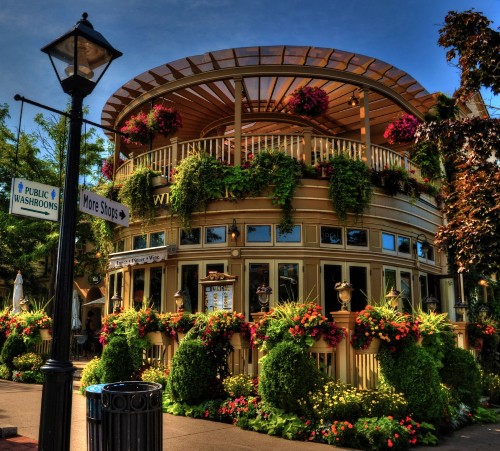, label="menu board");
[204,284,233,311]
[200,272,237,312]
